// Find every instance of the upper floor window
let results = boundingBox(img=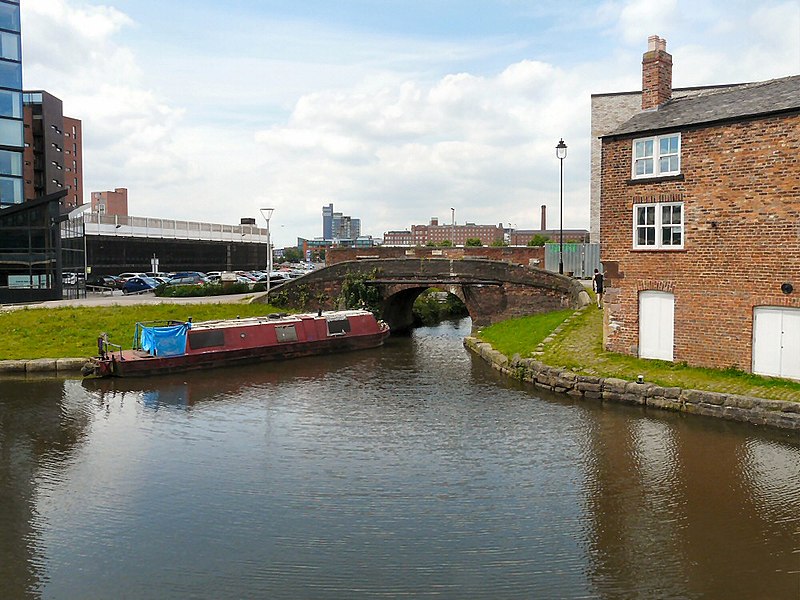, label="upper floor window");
[632,133,680,179]
[634,202,683,249]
